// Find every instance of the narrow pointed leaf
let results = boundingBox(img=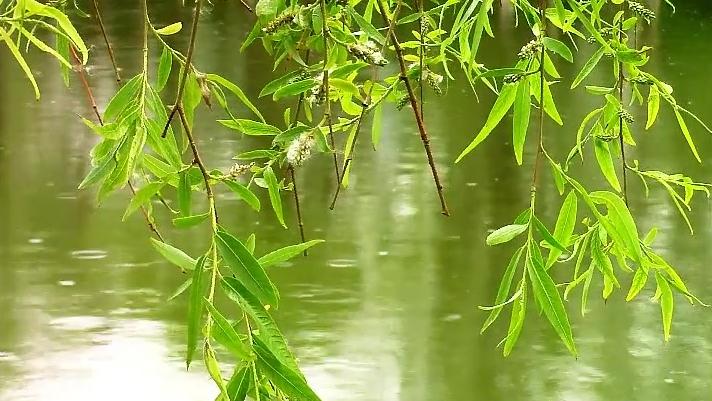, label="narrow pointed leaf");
[215,229,279,307]
[258,240,325,267]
